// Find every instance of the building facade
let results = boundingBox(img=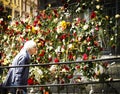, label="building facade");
[0,0,39,19]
